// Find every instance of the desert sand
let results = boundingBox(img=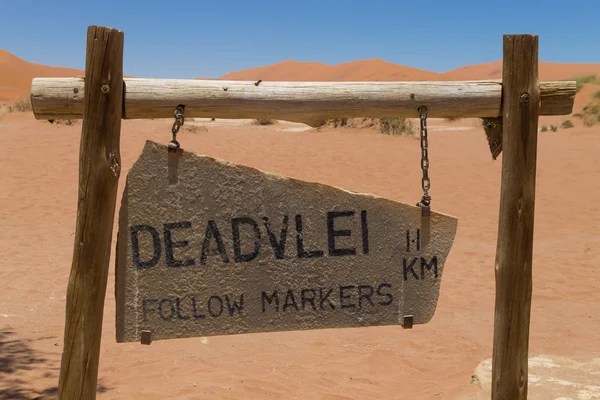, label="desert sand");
[1,50,600,399]
[1,111,599,399]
